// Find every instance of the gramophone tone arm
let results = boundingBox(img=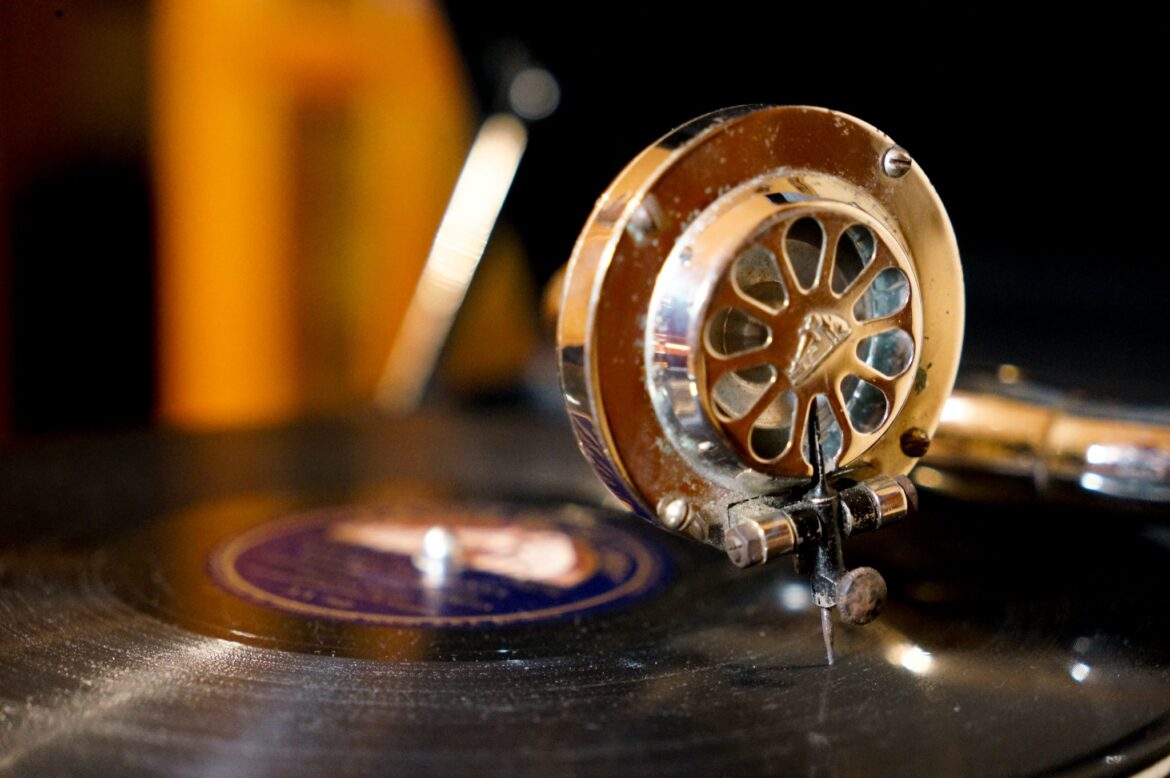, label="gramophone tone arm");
[925,384,1170,506]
